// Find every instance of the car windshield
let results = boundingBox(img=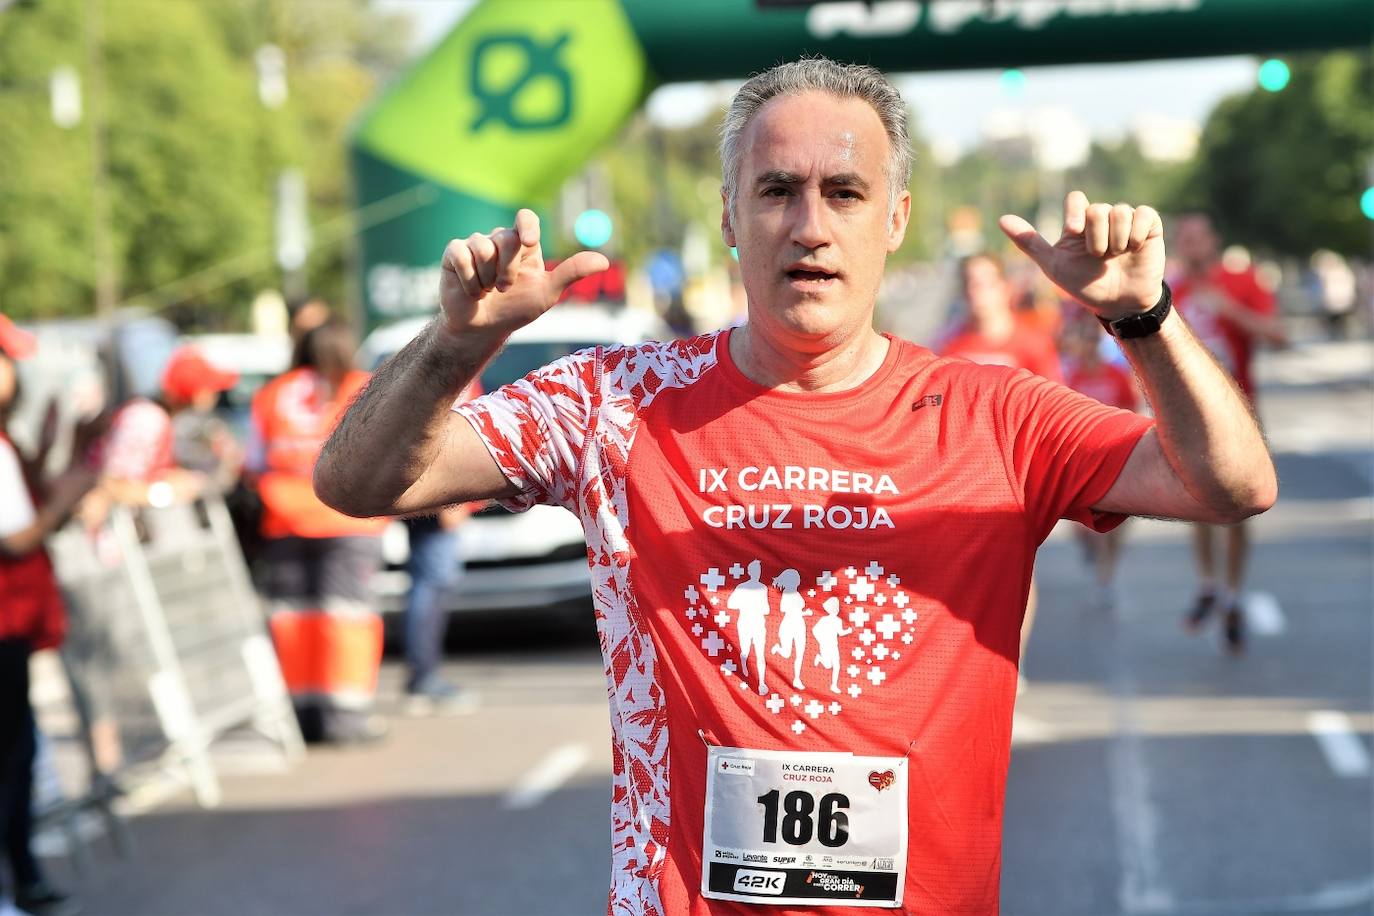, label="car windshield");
[478,341,601,391]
